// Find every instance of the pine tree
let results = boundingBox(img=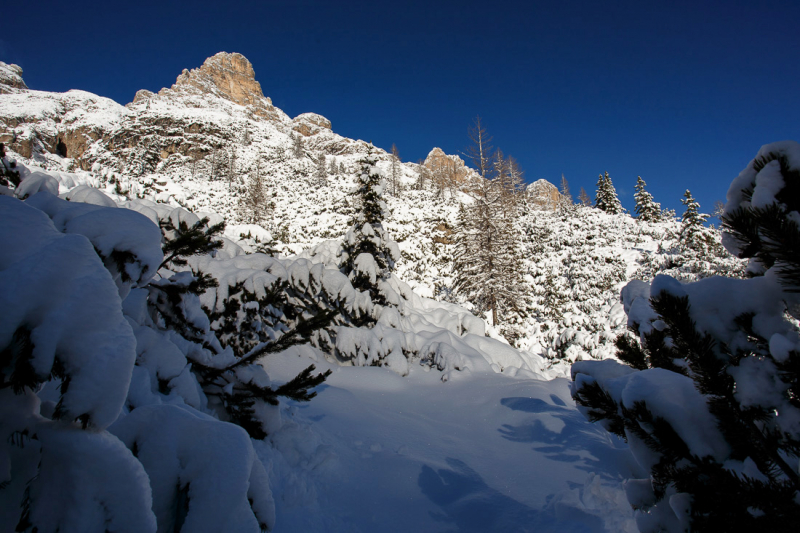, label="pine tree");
[594,171,624,214]
[679,189,713,255]
[416,160,430,190]
[341,148,399,311]
[238,158,271,226]
[226,149,237,191]
[315,153,328,188]
[0,143,21,188]
[329,156,338,175]
[292,134,304,158]
[633,176,662,222]
[572,141,800,531]
[390,144,401,197]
